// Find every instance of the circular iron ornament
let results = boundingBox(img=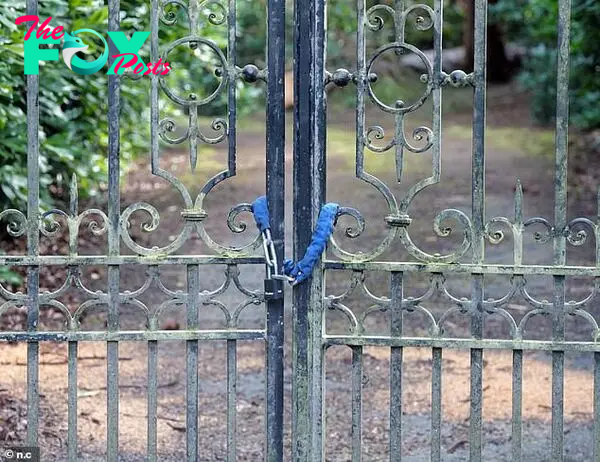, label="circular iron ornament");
[366,42,434,114]
[159,36,228,107]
